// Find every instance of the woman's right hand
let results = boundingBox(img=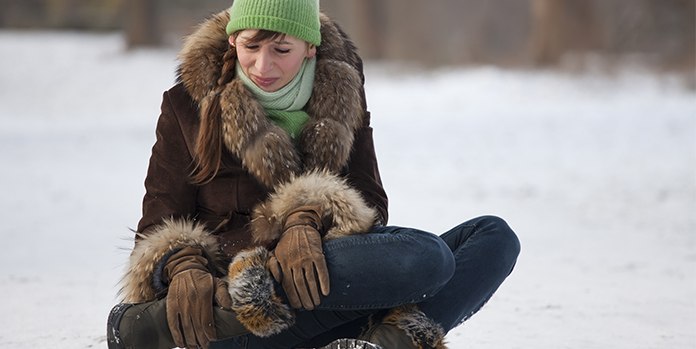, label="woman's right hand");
[164,246,232,348]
